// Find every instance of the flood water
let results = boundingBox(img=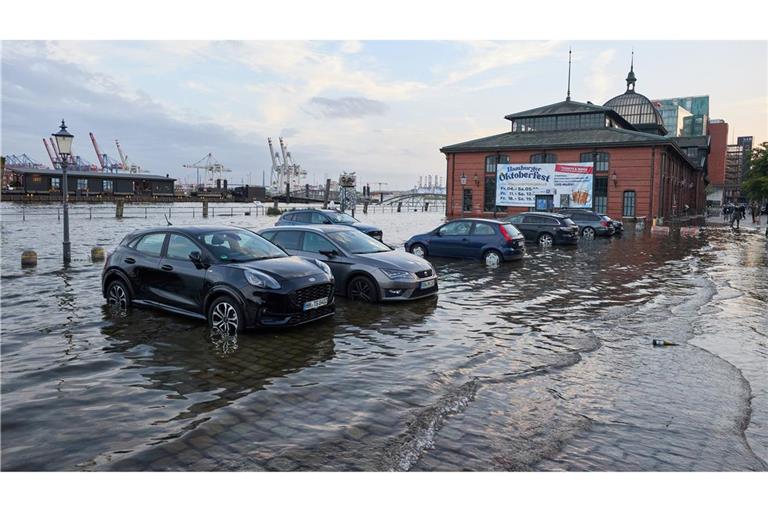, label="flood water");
[1,203,767,471]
